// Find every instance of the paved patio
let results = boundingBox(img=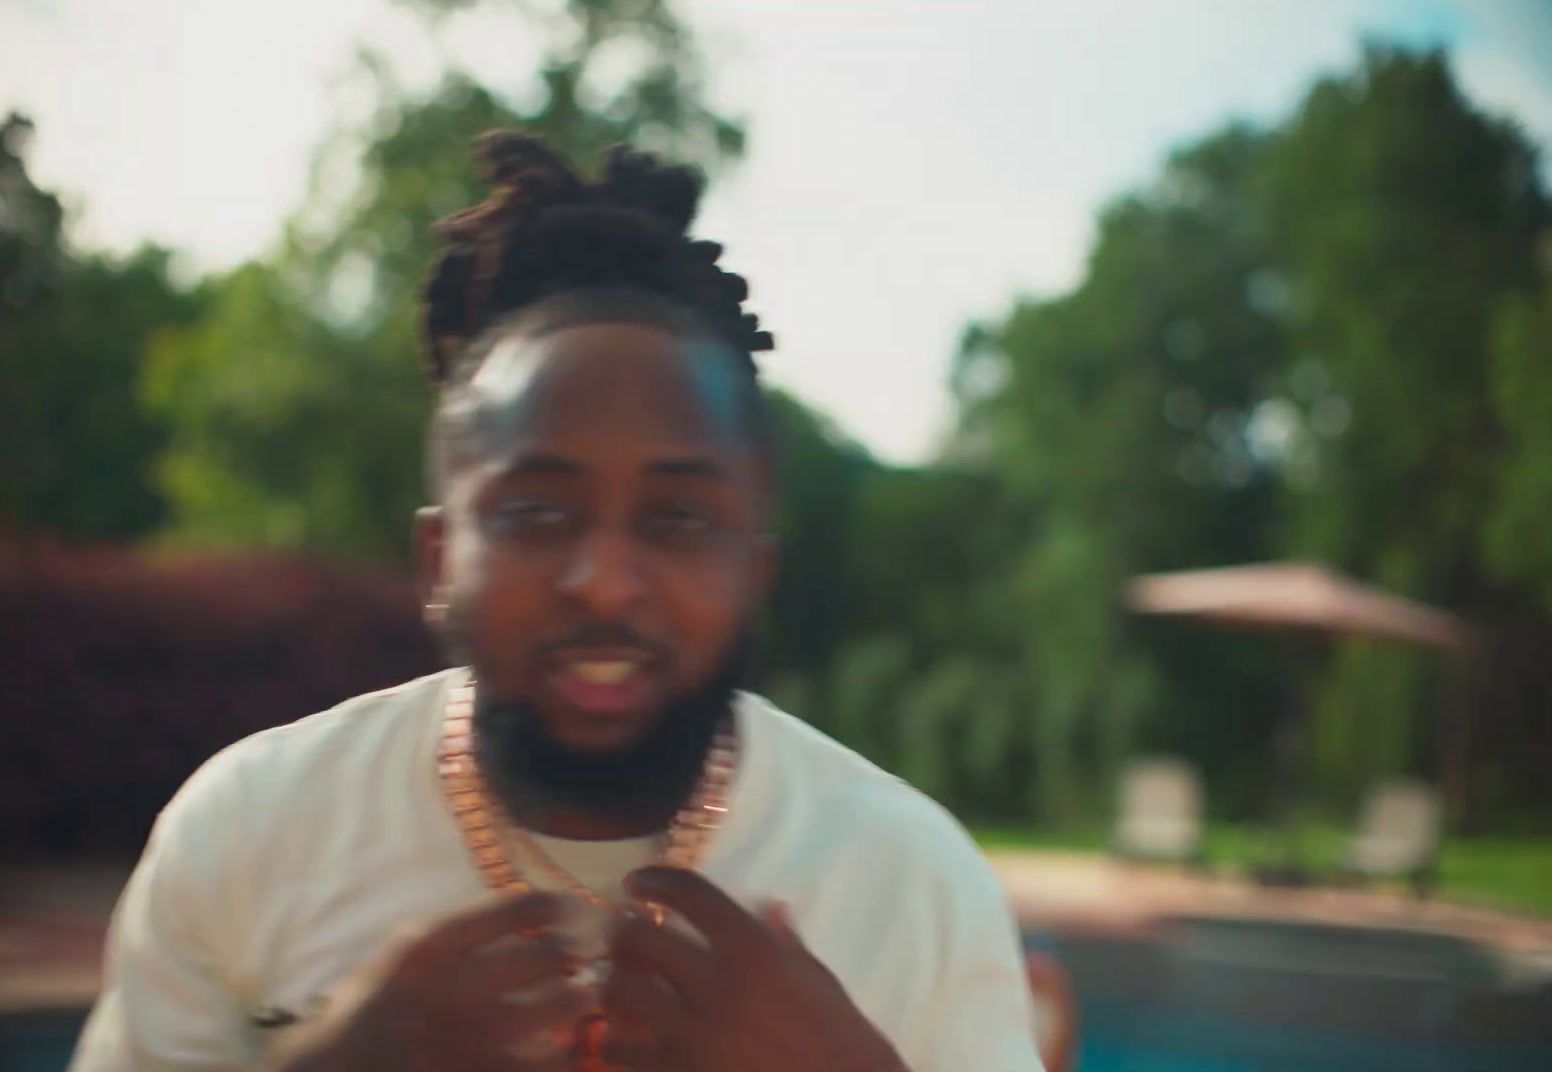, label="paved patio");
[989,850,1552,983]
[0,866,127,1013]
